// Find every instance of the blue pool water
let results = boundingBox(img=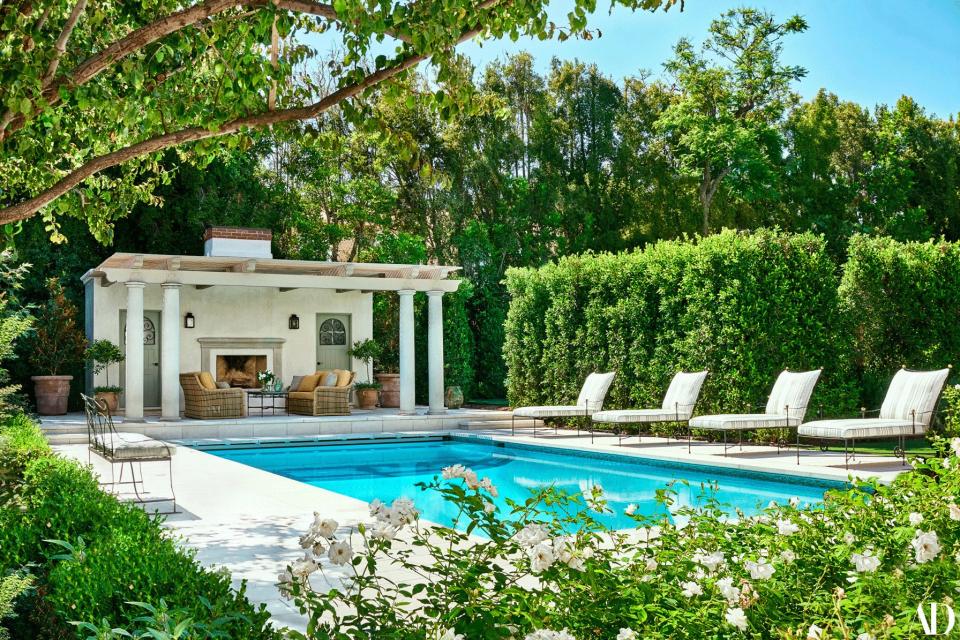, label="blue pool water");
[203,438,842,530]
